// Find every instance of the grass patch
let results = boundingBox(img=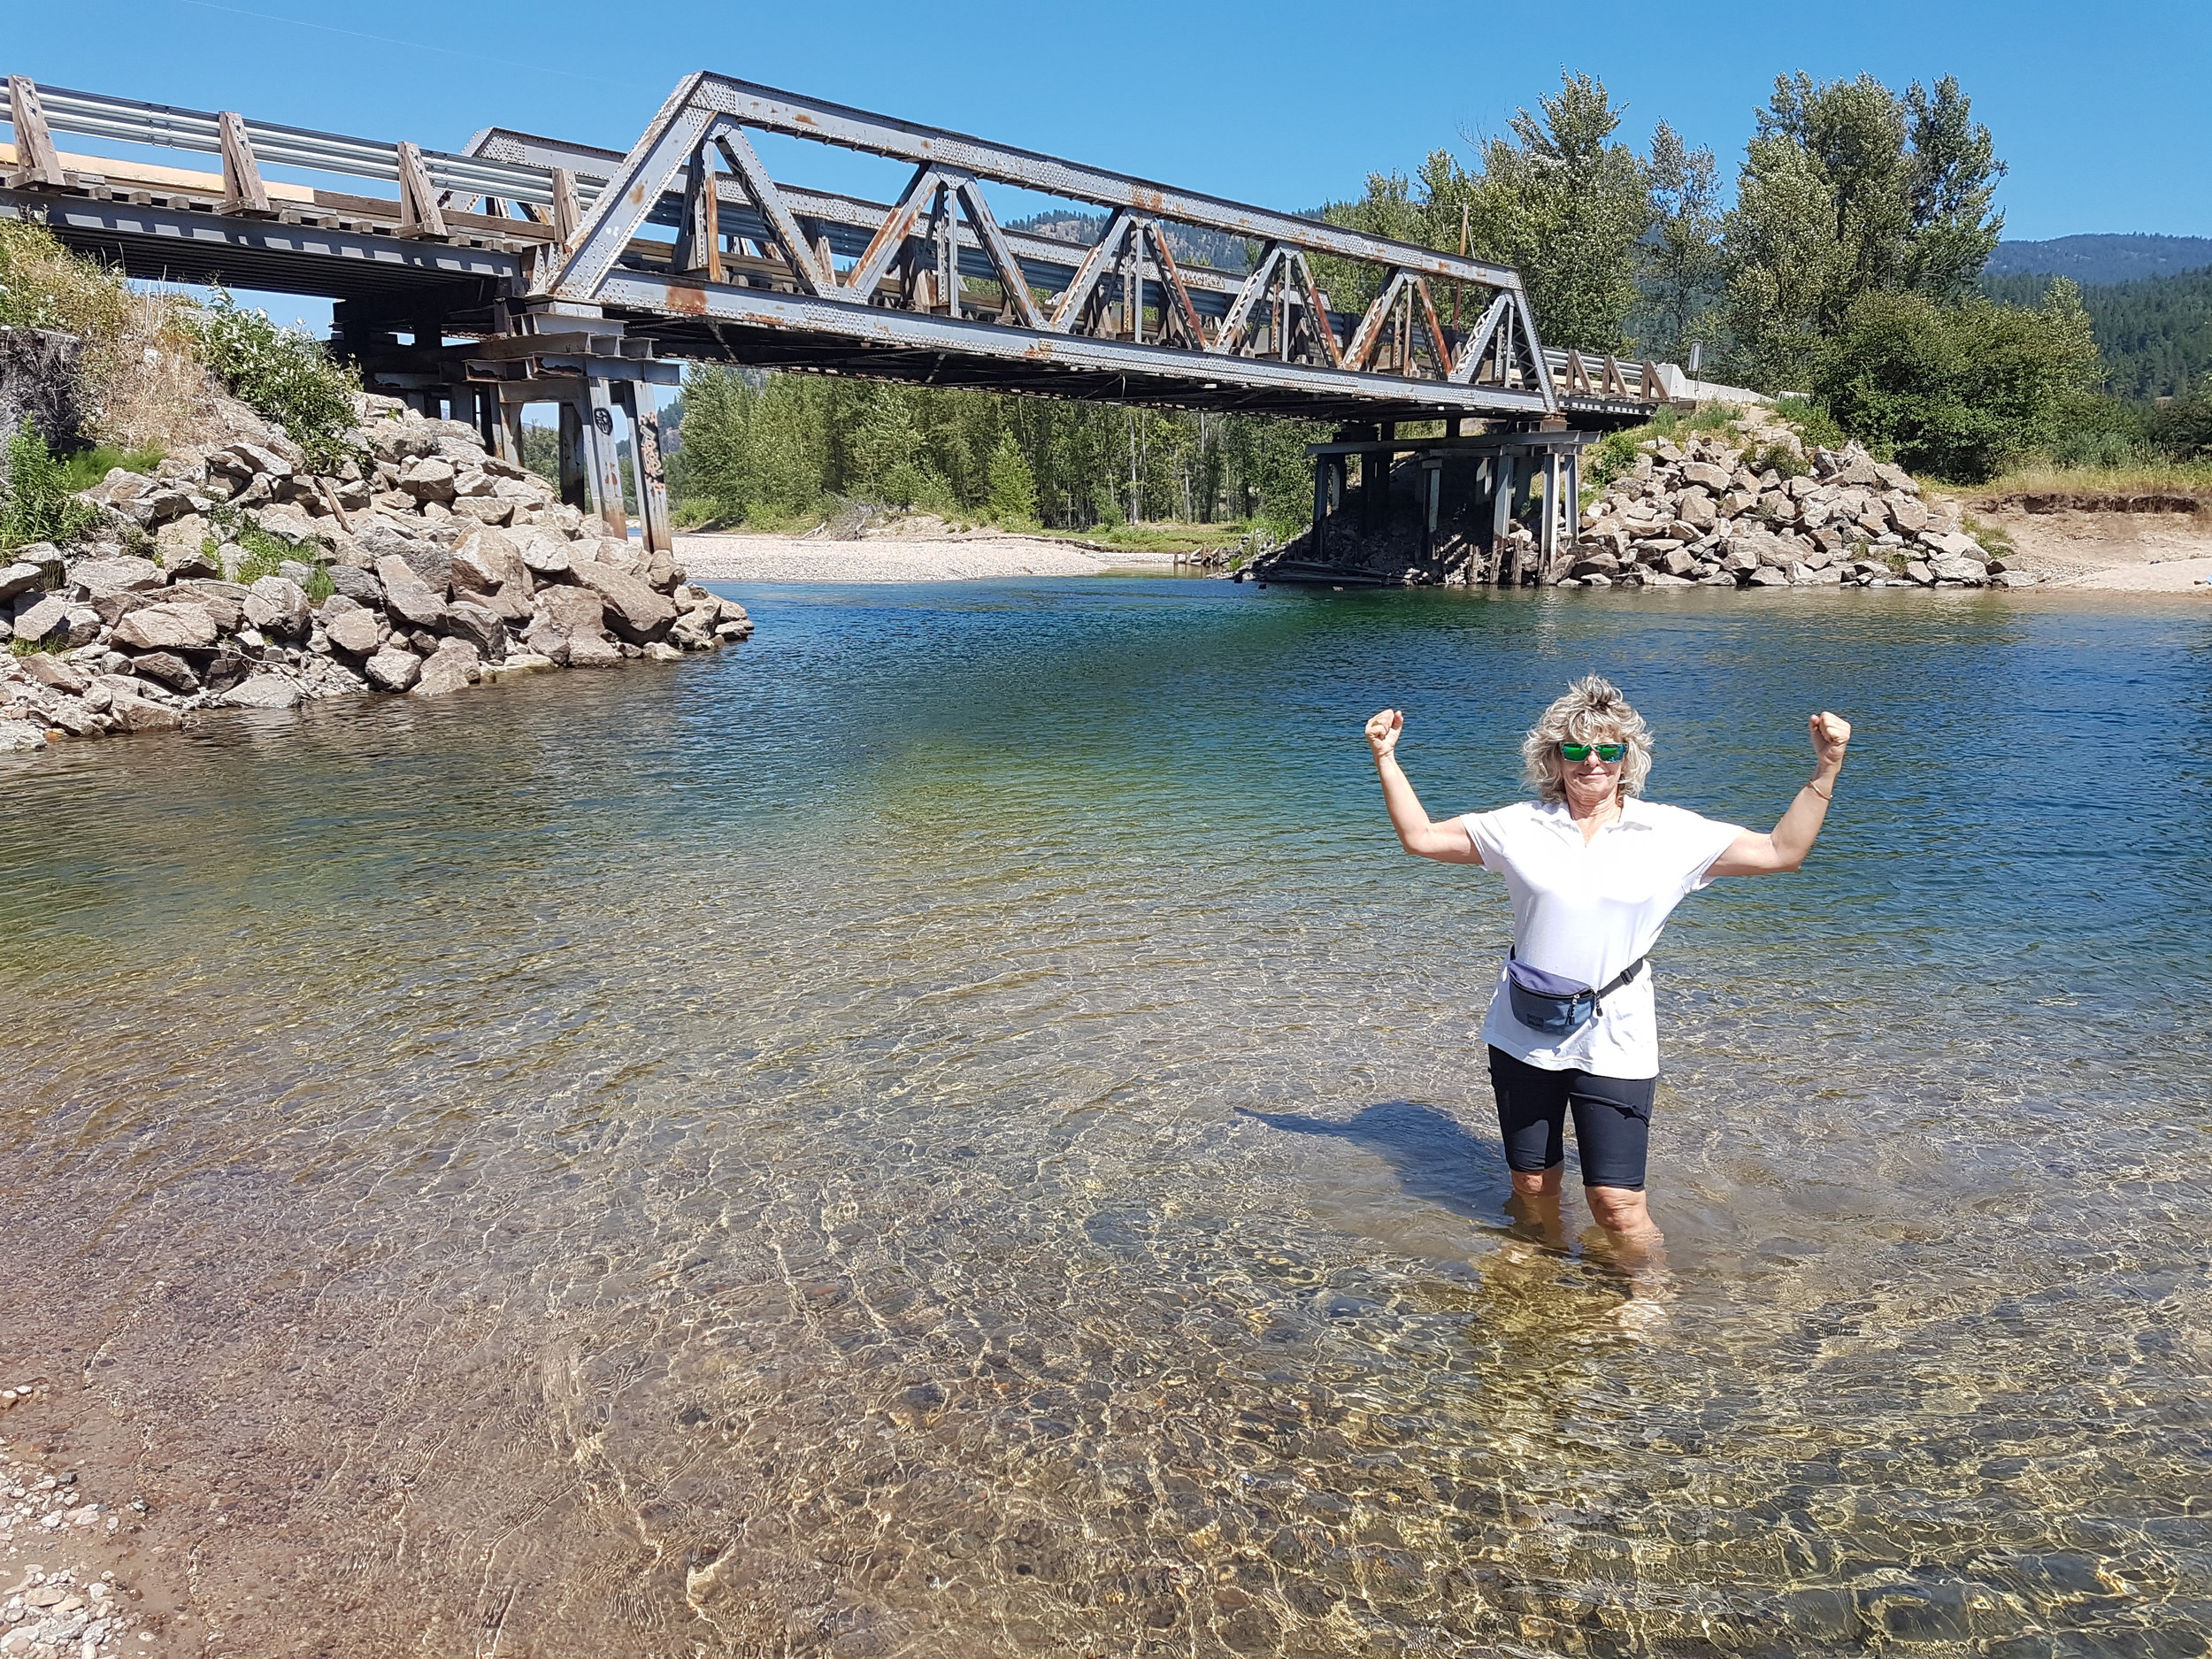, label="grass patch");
[227,522,331,596]
[1941,459,2212,501]
[9,634,70,657]
[57,443,164,494]
[1,426,101,551]
[1959,512,2017,560]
